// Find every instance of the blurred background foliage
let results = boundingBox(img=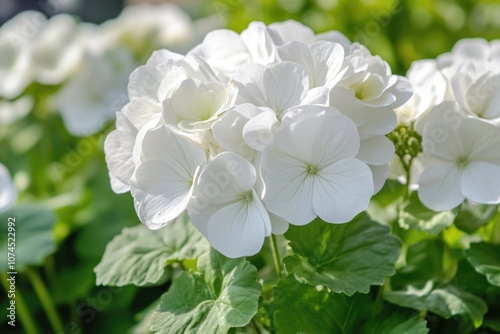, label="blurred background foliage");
[1,0,500,333]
